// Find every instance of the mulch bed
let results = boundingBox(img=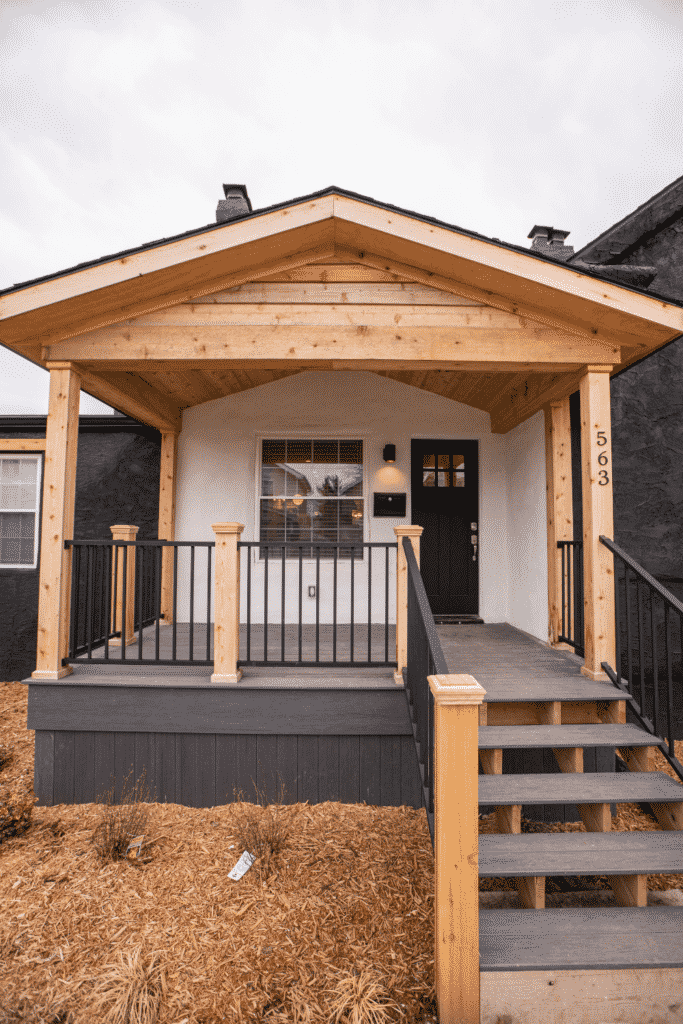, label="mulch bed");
[1,679,681,1024]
